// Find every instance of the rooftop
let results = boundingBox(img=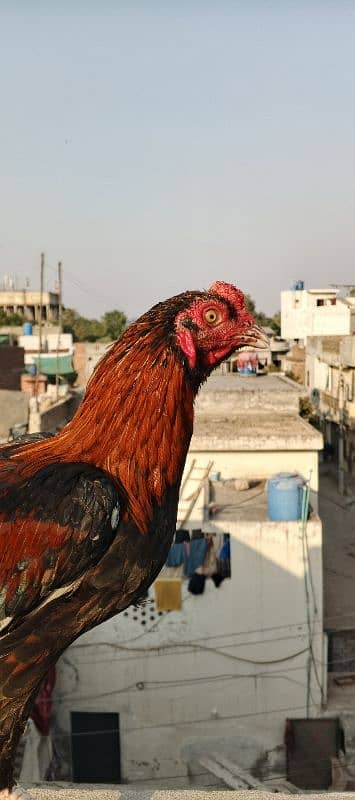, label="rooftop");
[196,373,305,418]
[23,788,338,800]
[199,373,301,394]
[210,478,315,522]
[191,414,322,452]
